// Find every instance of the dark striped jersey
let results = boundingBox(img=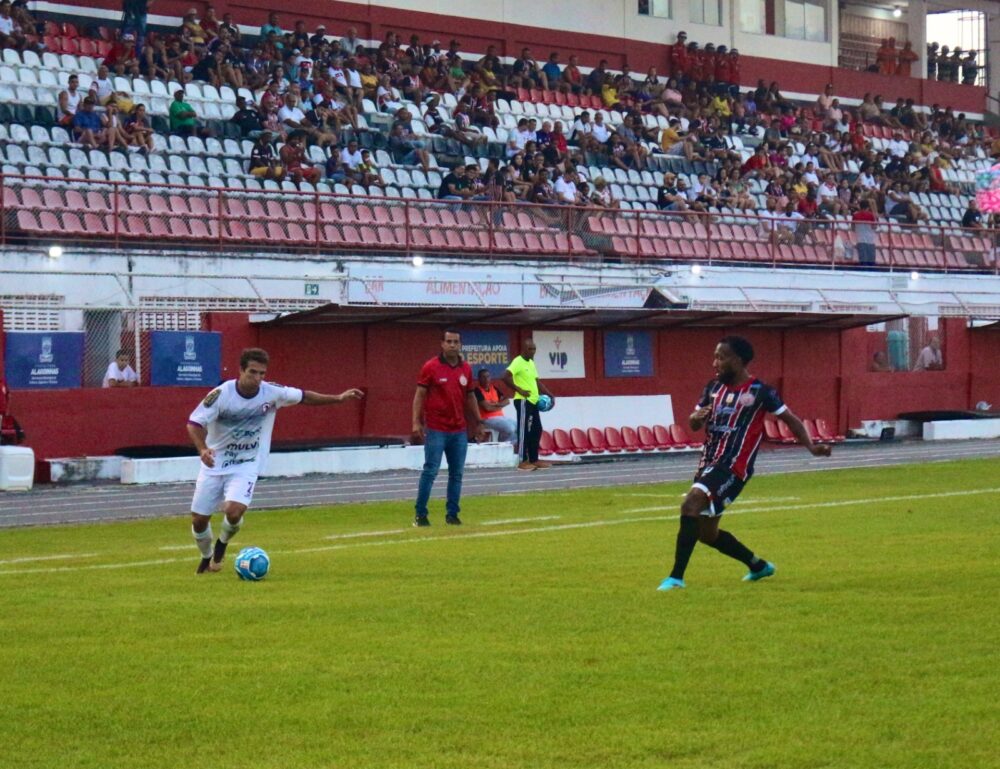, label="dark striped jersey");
[695,377,786,480]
